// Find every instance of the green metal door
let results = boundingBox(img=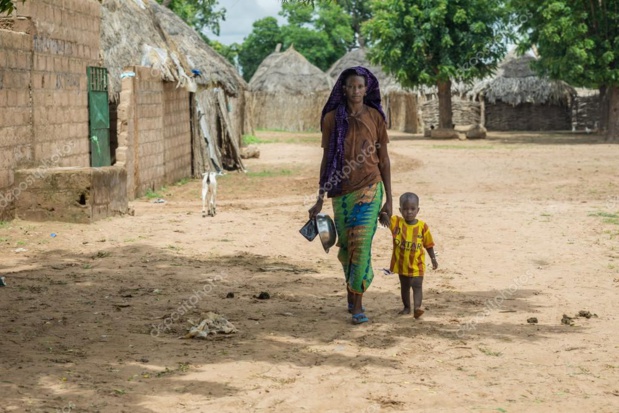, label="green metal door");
[87,67,111,167]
